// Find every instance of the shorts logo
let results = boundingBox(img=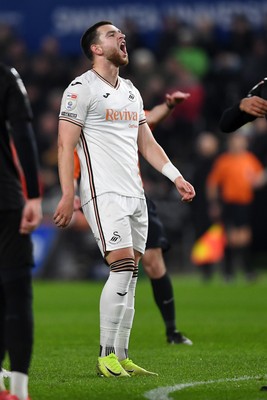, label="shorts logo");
[109,231,121,244]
